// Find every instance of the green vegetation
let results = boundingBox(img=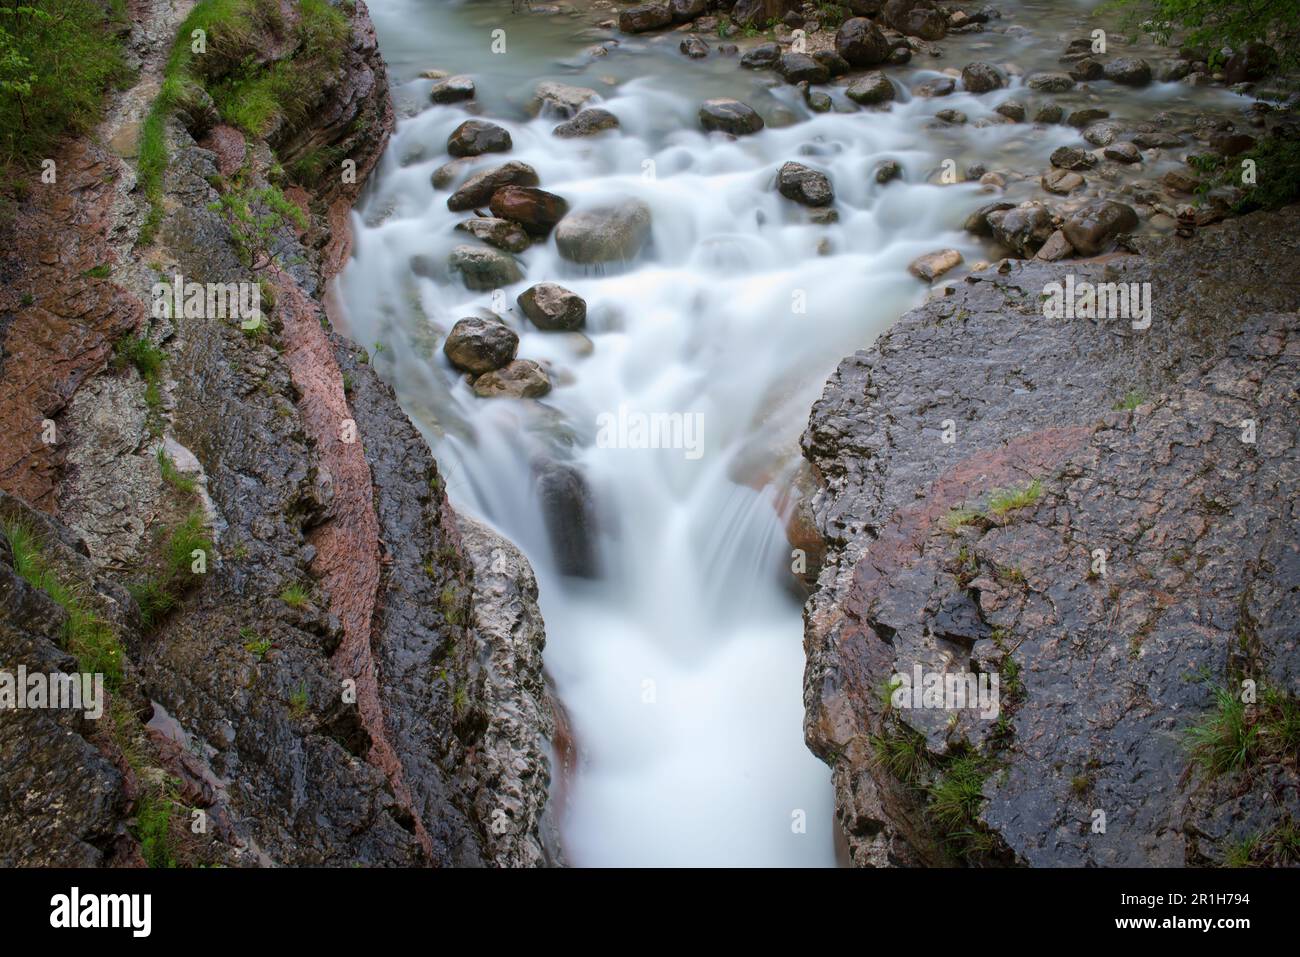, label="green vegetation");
[113,334,166,433]
[439,584,465,626]
[241,626,271,659]
[129,510,212,629]
[986,480,1043,518]
[157,446,197,495]
[0,1,129,185]
[134,790,179,868]
[872,721,931,786]
[2,517,125,688]
[279,583,310,609]
[1103,0,1299,70]
[1114,390,1146,411]
[1186,682,1300,778]
[209,179,307,271]
[289,681,309,718]
[1186,133,1300,213]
